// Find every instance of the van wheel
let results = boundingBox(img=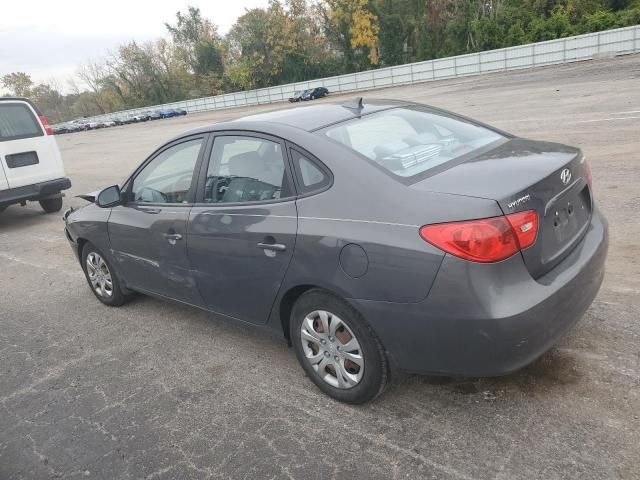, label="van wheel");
[290,289,388,404]
[39,197,63,213]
